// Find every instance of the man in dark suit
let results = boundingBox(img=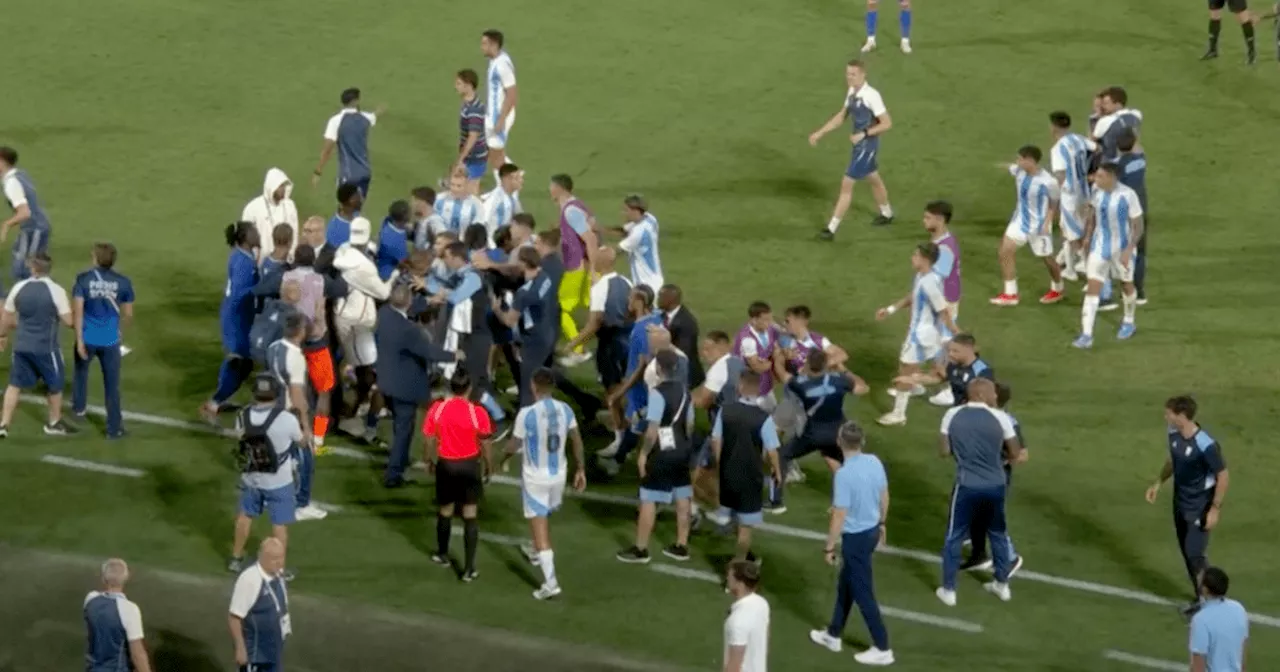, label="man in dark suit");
[658,284,703,387]
[376,283,457,488]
